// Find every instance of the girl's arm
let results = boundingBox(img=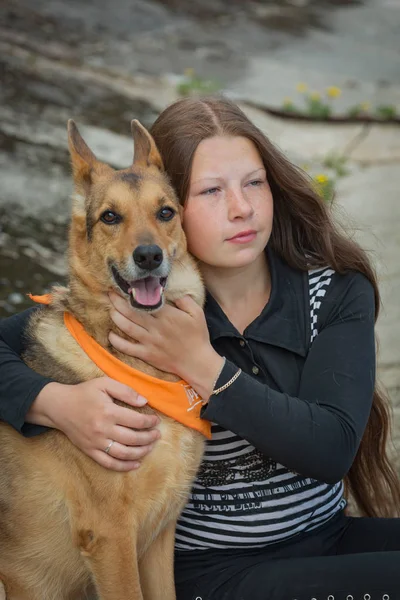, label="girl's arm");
[200,272,376,484]
[0,309,160,471]
[0,308,54,434]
